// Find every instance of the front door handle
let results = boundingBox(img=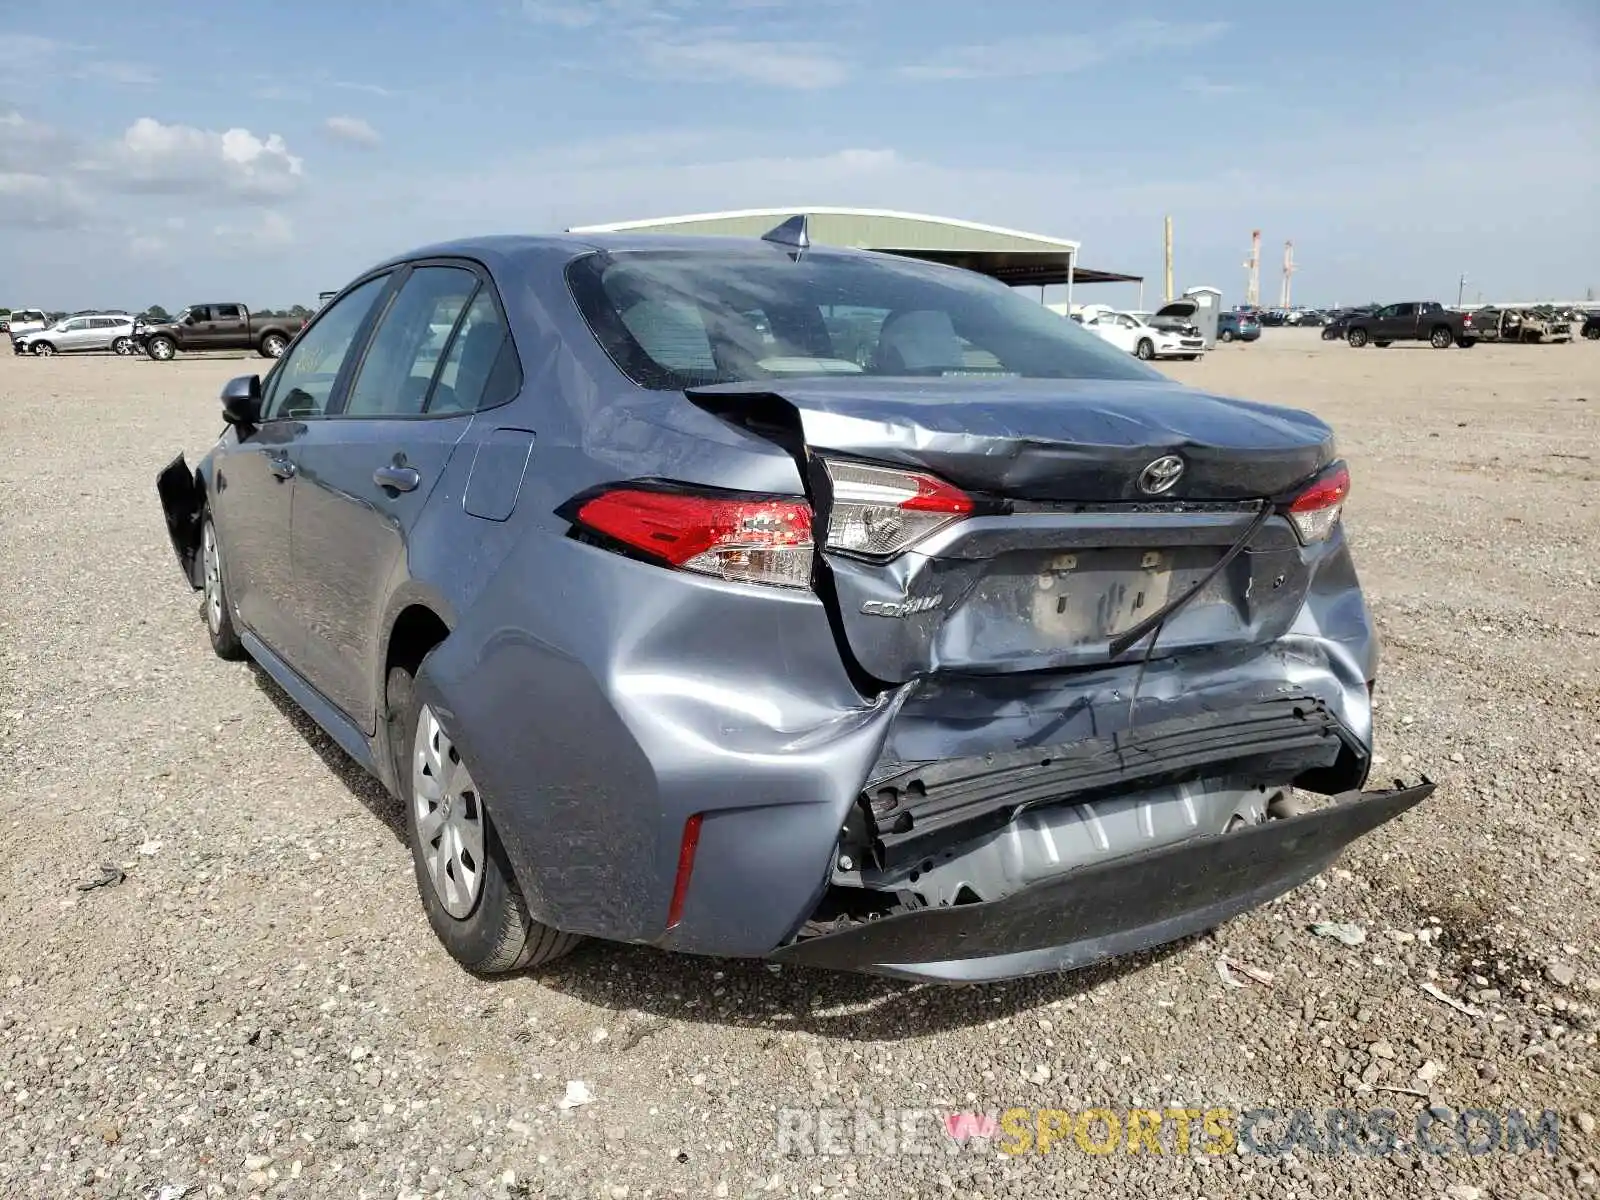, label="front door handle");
[373,465,421,493]
[268,457,296,480]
